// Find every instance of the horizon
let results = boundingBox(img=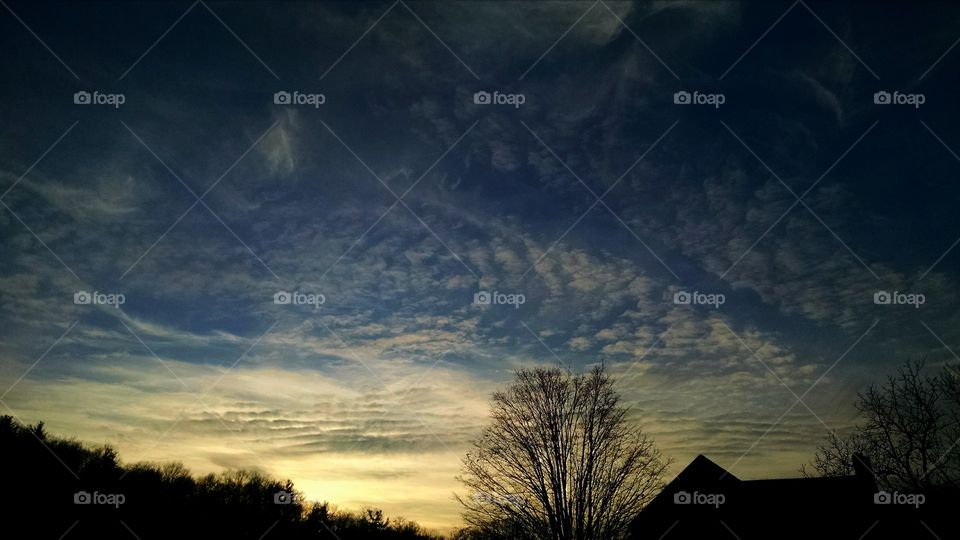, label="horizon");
[2,0,960,534]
